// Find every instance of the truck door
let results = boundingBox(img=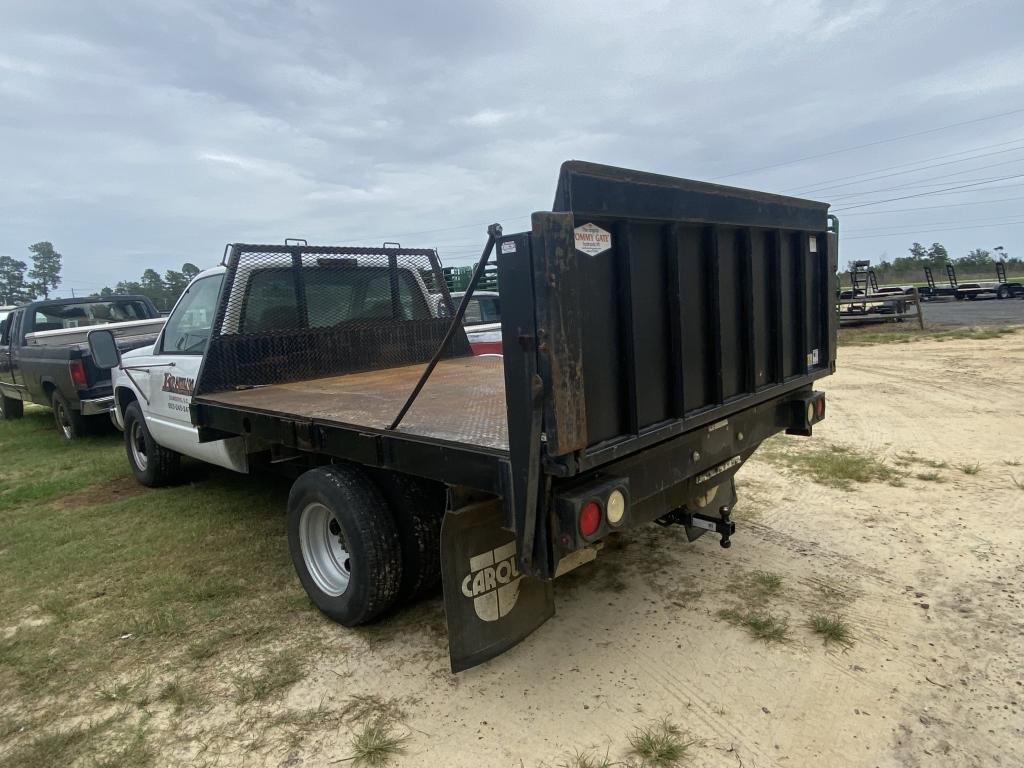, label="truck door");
[142,274,224,454]
[4,310,25,388]
[0,309,19,384]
